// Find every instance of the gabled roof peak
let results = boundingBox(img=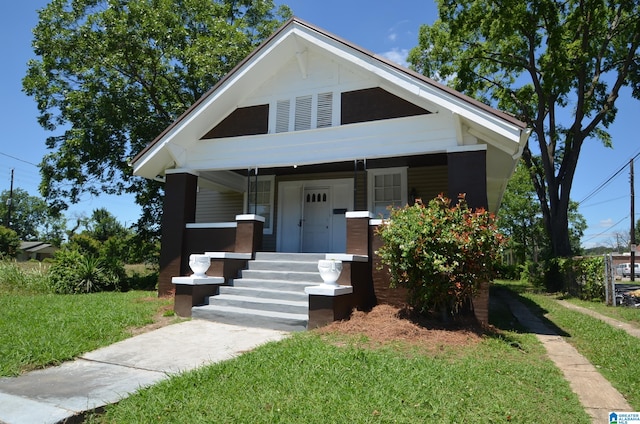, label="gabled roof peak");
[132,17,528,177]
